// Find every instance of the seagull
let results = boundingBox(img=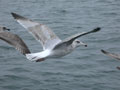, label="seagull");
[101,50,120,60]
[0,26,30,55]
[0,12,101,62]
[101,49,120,69]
